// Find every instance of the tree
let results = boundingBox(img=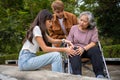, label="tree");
[0,0,77,55]
[0,0,24,55]
[0,0,53,55]
[76,0,120,44]
[94,0,120,44]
